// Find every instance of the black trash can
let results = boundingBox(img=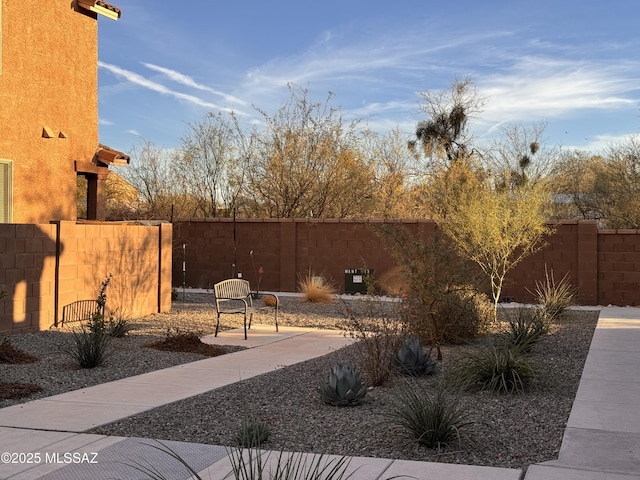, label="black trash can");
[344,269,373,294]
